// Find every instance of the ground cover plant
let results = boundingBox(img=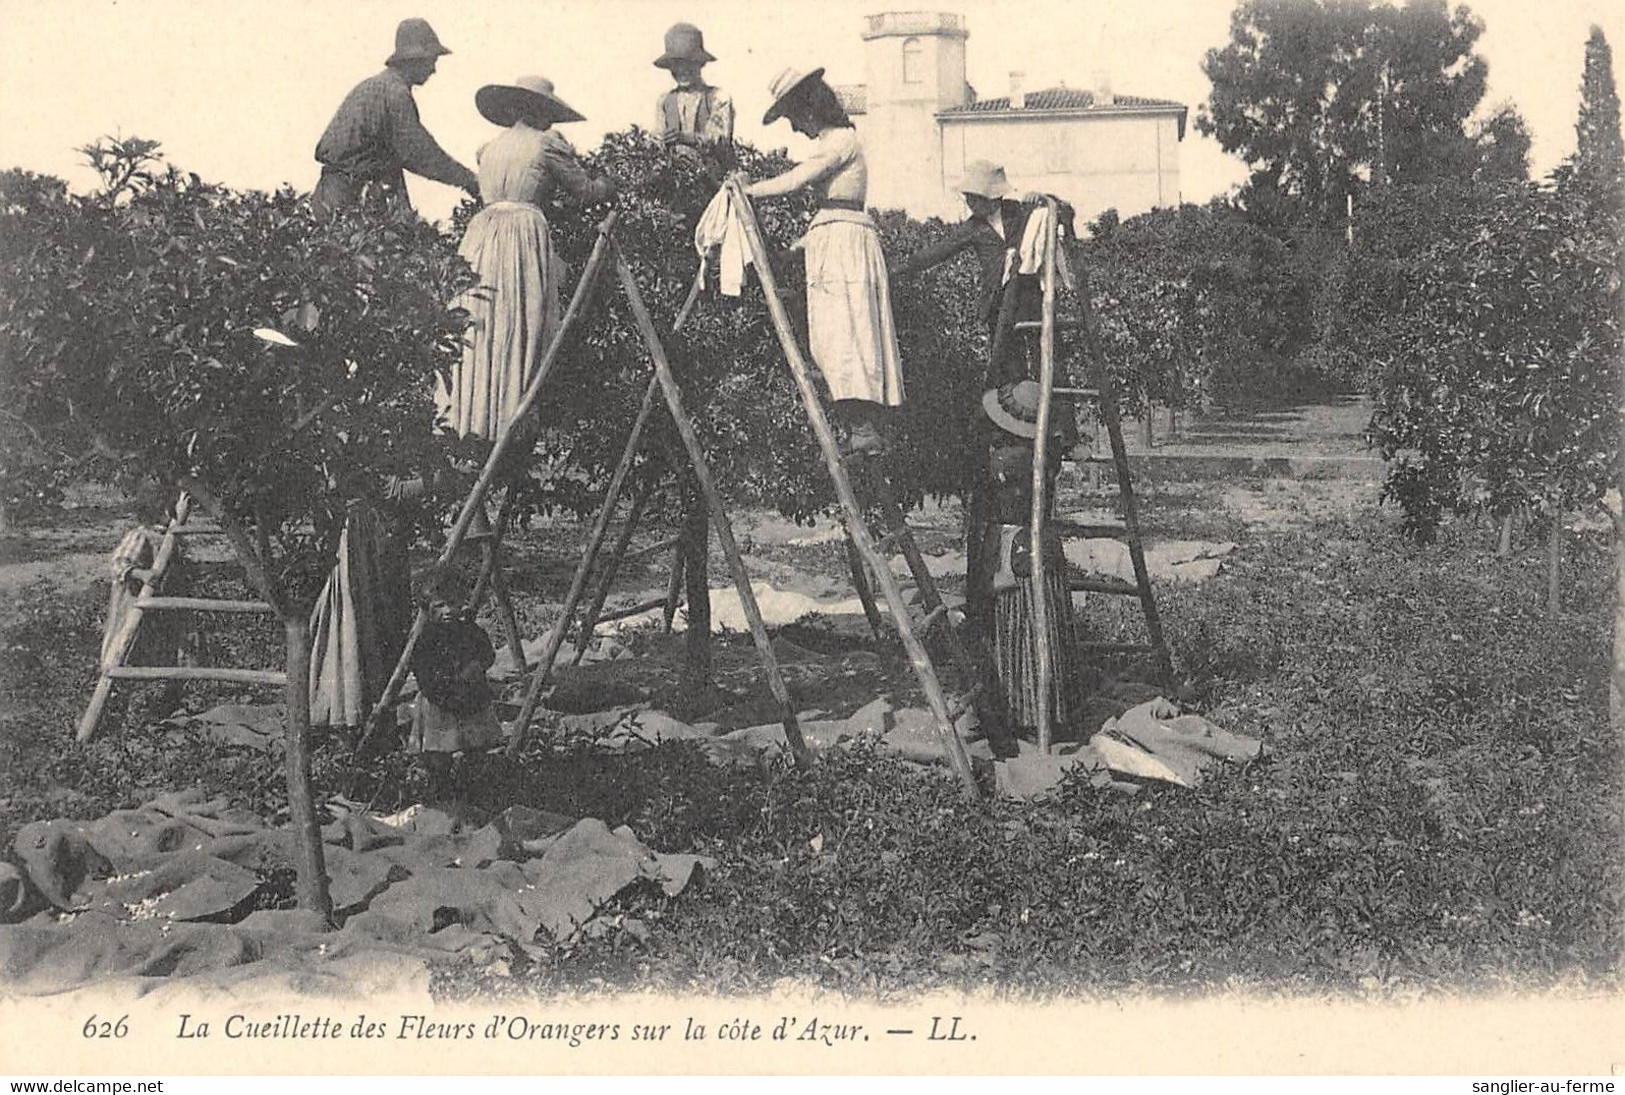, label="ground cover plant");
[2,483,1616,997]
